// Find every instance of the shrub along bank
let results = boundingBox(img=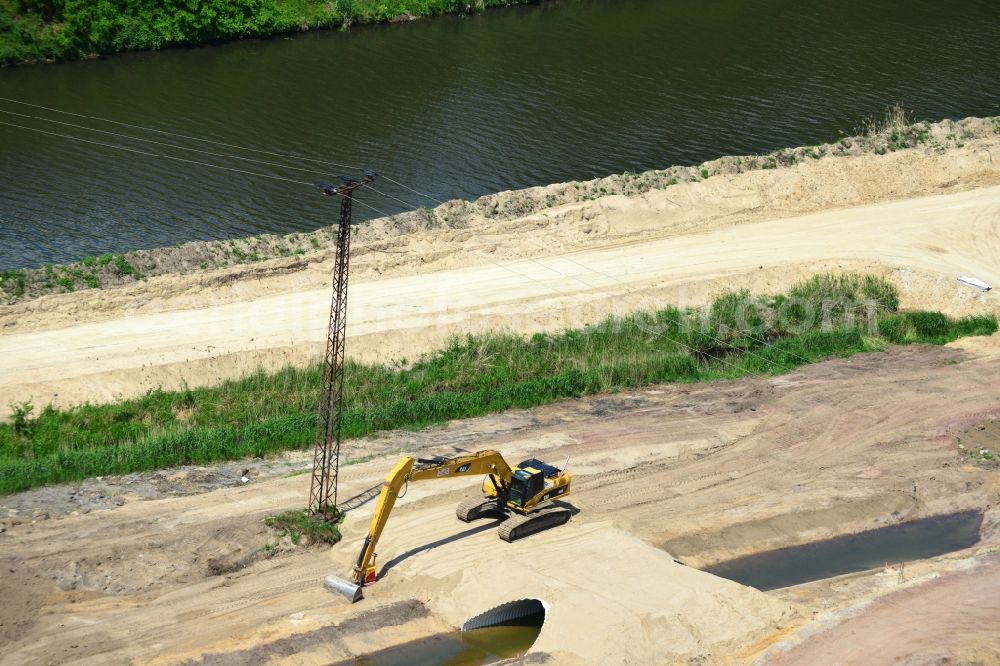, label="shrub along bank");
[0,273,995,494]
[1,0,541,65]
